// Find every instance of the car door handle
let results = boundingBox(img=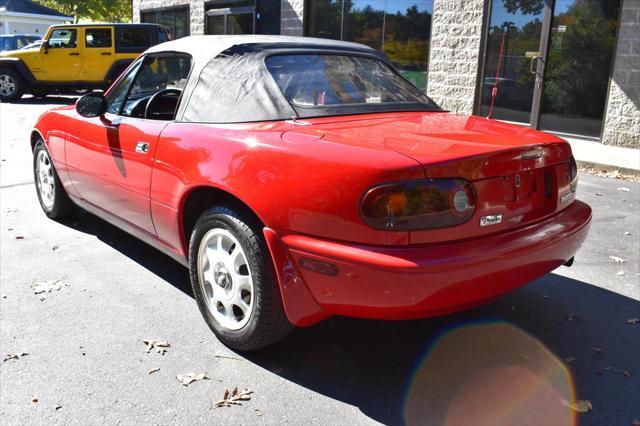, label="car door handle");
[101,52,112,56]
[69,52,80,56]
[135,142,150,154]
